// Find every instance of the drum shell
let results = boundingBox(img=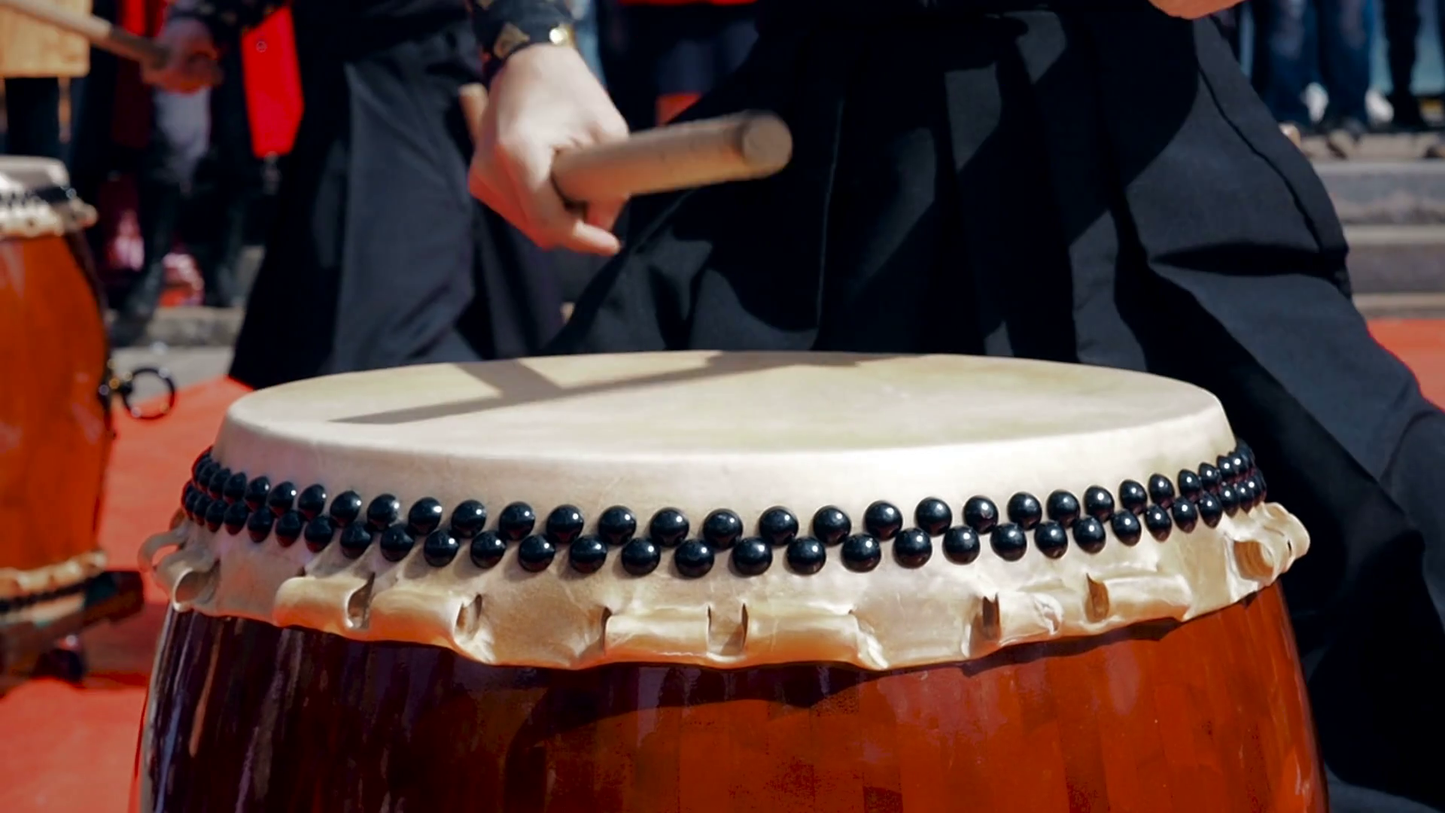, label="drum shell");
[135,583,1326,812]
[0,229,111,580]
